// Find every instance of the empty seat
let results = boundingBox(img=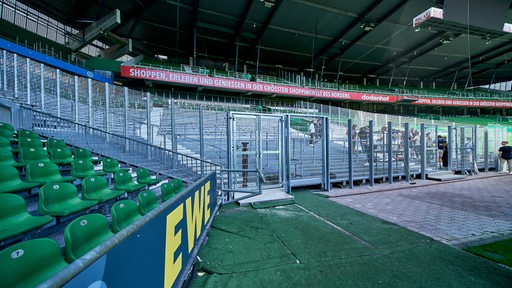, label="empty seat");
[0,194,53,241]
[64,213,114,262]
[18,137,44,149]
[19,146,49,164]
[71,159,107,178]
[138,190,159,215]
[0,122,15,133]
[171,178,184,193]
[73,148,101,164]
[0,129,15,141]
[0,136,14,151]
[161,182,177,202]
[136,167,161,186]
[38,182,98,217]
[0,164,41,194]
[17,129,40,140]
[0,238,68,287]
[26,161,76,184]
[114,171,145,193]
[46,138,67,151]
[49,147,74,165]
[111,199,142,233]
[0,148,24,168]
[81,175,125,202]
[102,158,130,174]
